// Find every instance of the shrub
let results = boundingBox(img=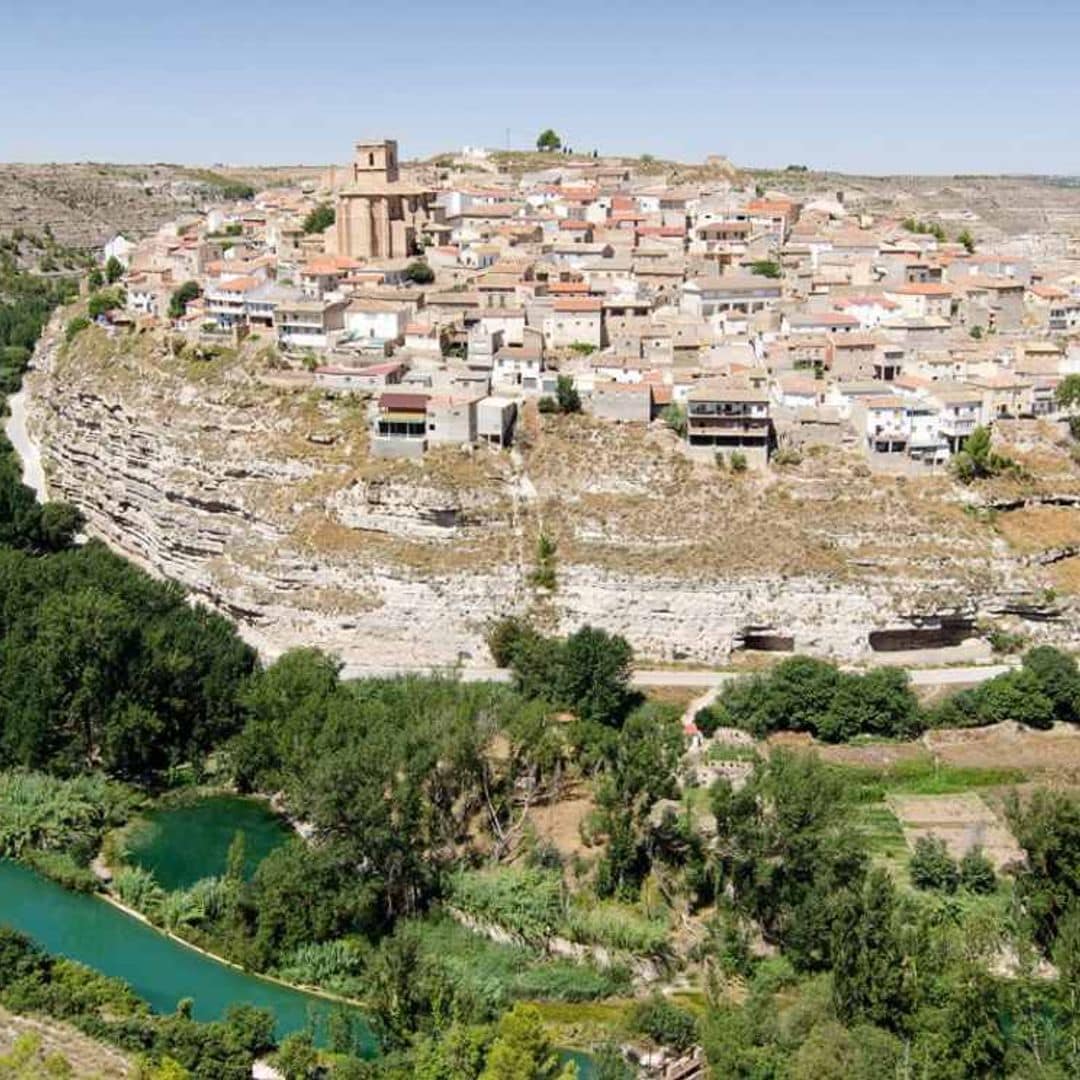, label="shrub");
[65,316,91,343]
[537,396,558,414]
[661,403,686,437]
[772,446,801,467]
[909,835,959,893]
[629,994,698,1052]
[404,261,435,285]
[562,901,669,955]
[959,846,997,895]
[112,866,165,916]
[448,868,563,943]
[87,287,125,318]
[729,451,748,472]
[555,375,581,414]
[21,849,98,892]
[749,259,781,279]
